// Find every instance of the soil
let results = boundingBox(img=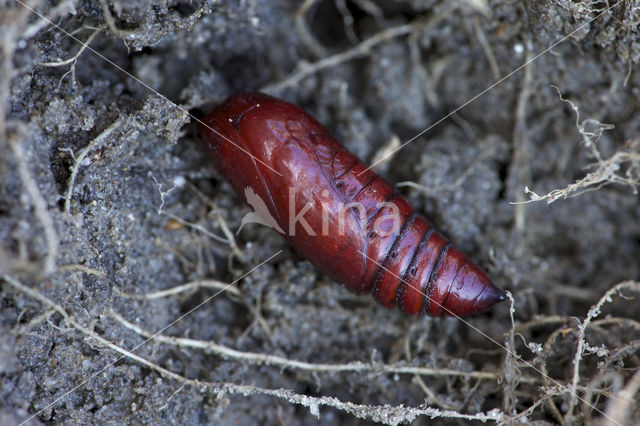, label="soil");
[1,1,639,424]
